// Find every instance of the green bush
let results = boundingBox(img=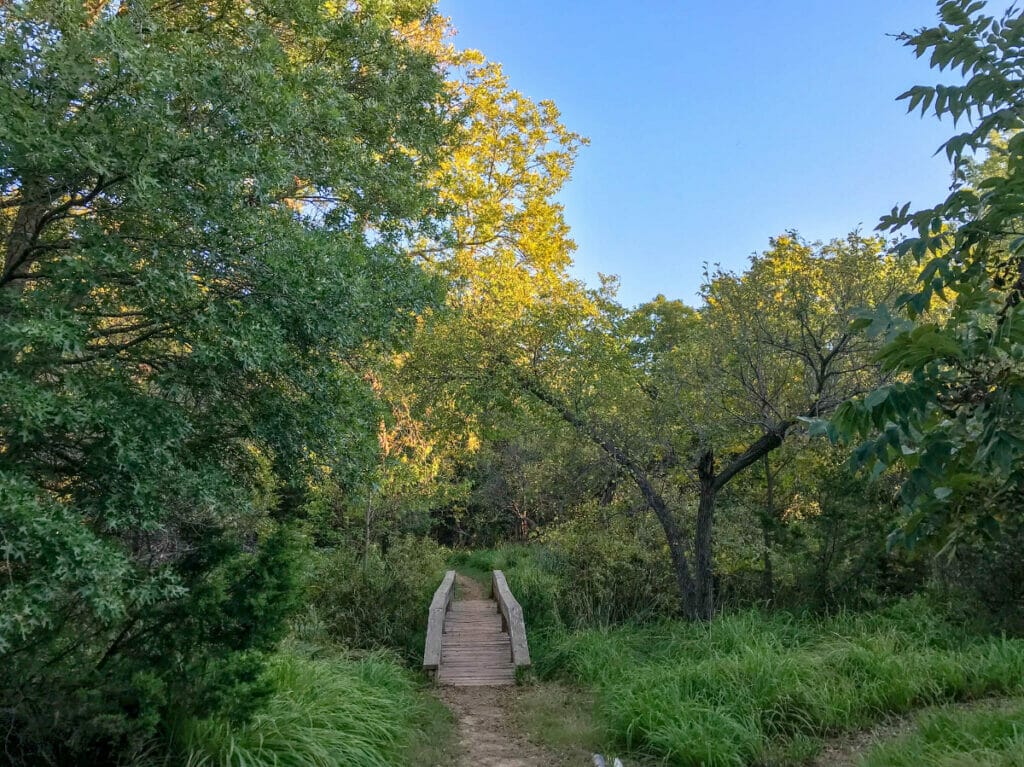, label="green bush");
[935,520,1024,635]
[305,537,448,658]
[459,512,679,630]
[183,649,421,767]
[539,513,677,625]
[538,599,1024,766]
